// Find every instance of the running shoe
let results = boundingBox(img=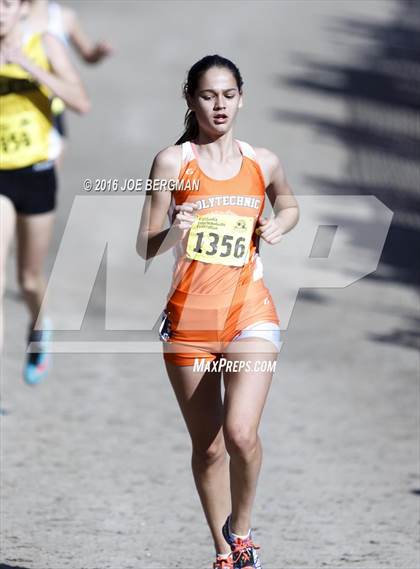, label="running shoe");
[213,554,234,569]
[222,516,262,569]
[24,318,52,385]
